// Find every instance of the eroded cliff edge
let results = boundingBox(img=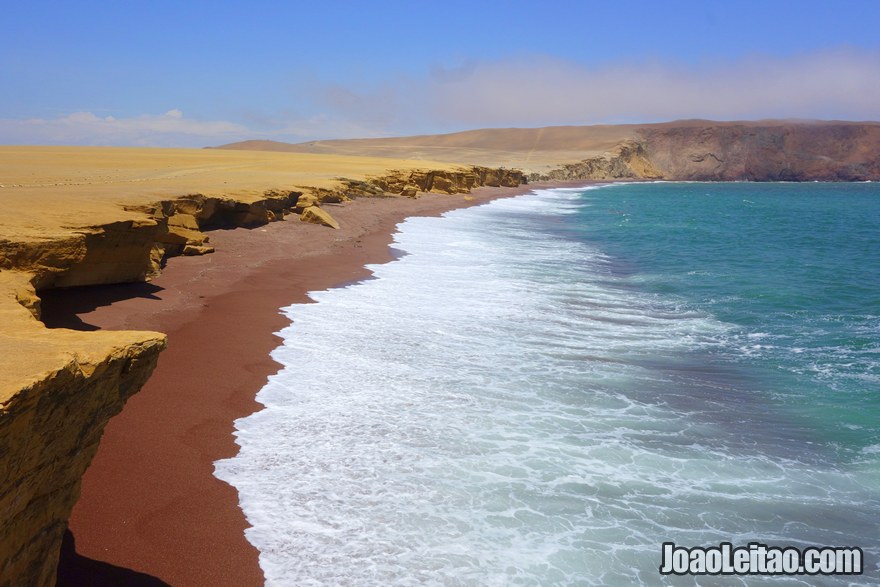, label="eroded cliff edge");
[0,159,524,586]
